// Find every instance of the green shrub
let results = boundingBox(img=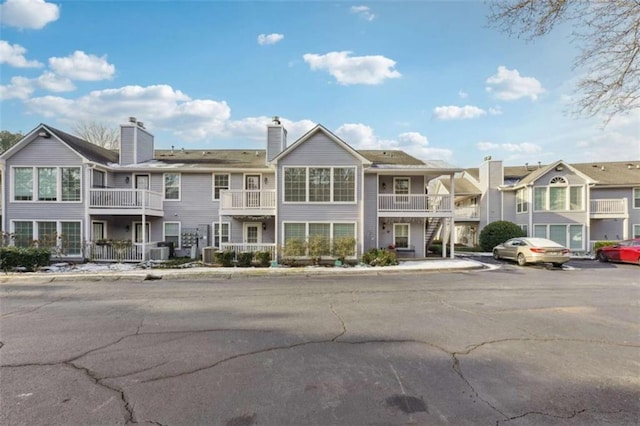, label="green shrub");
[237,251,254,267]
[361,248,398,267]
[0,247,51,272]
[255,251,272,267]
[214,250,235,267]
[333,236,356,262]
[308,235,330,265]
[280,239,307,266]
[593,240,619,251]
[479,221,526,252]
